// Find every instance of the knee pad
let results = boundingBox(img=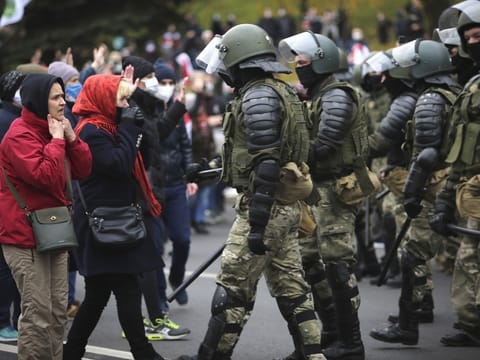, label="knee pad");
[211,285,229,316]
[276,294,308,320]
